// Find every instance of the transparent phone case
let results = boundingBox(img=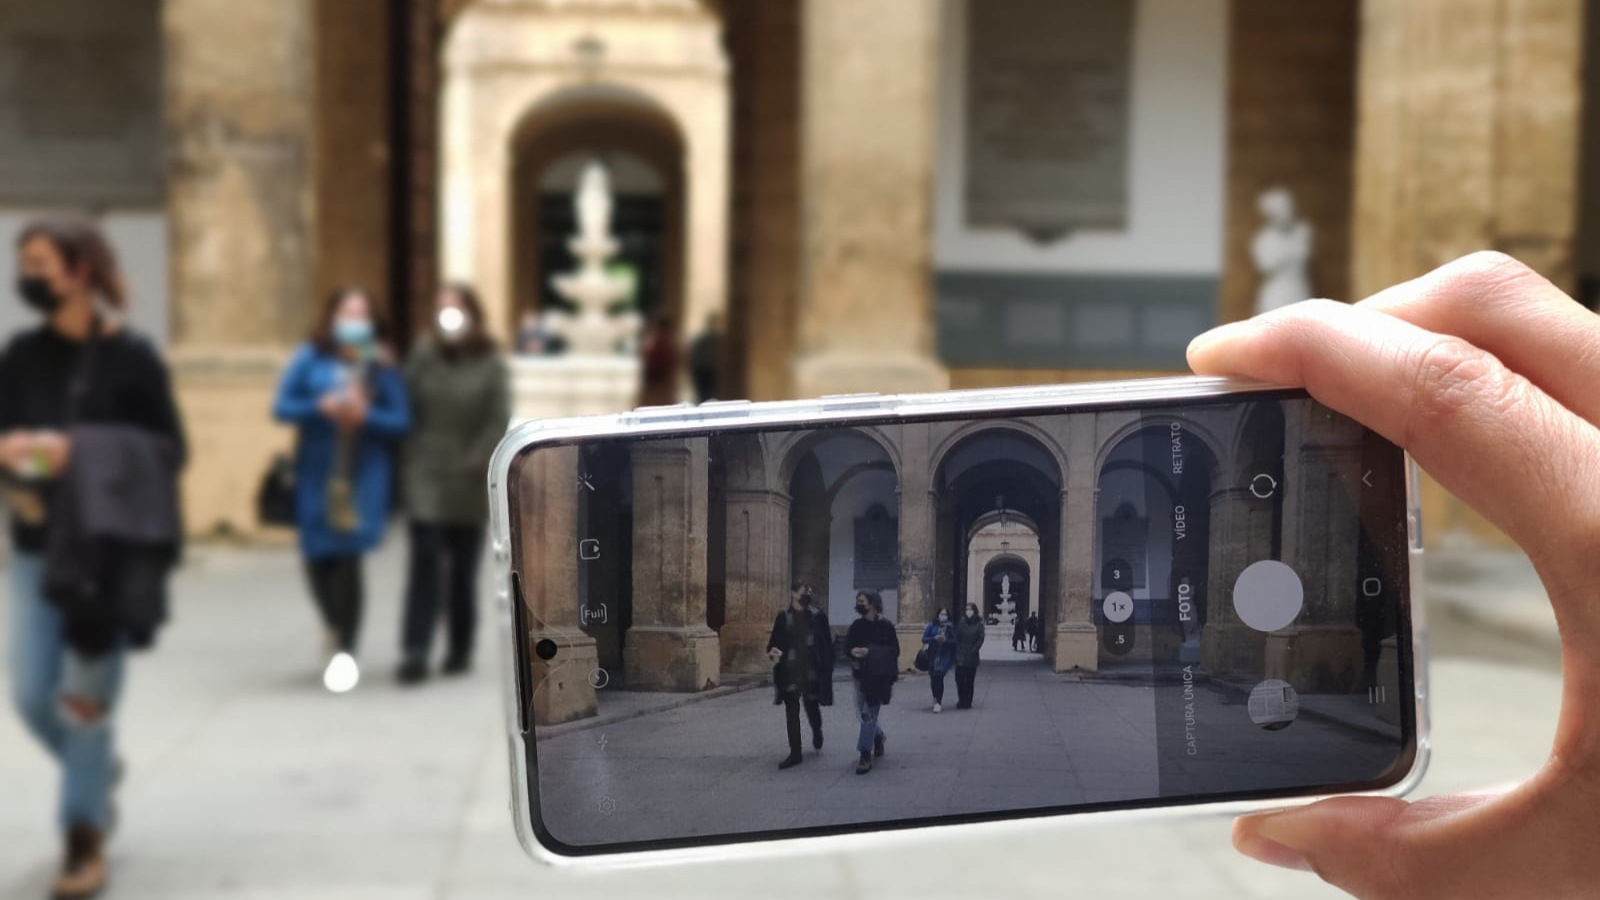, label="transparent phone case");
[485,374,1429,868]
